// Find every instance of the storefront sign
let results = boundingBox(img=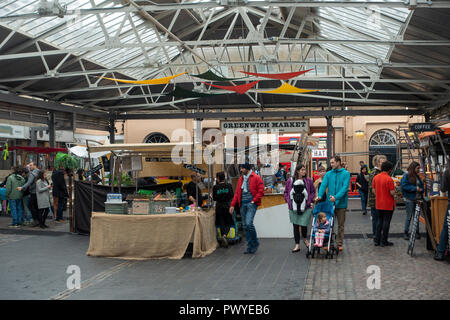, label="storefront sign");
[0,124,26,139]
[221,120,309,133]
[312,149,327,158]
[183,164,206,175]
[409,123,437,132]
